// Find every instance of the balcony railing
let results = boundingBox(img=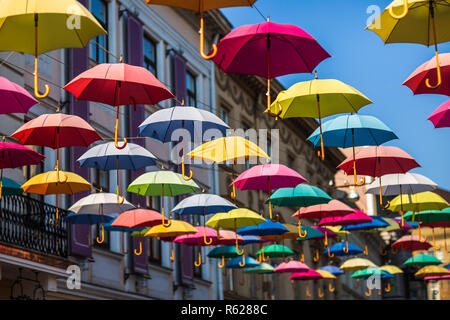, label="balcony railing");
[0,195,69,258]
